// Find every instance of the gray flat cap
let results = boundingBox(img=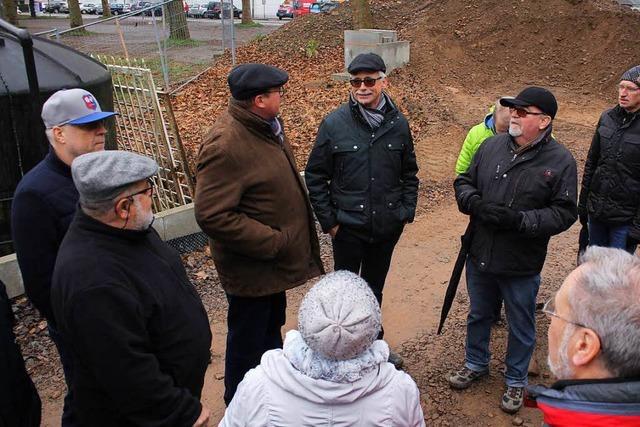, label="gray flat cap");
[71,150,158,205]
